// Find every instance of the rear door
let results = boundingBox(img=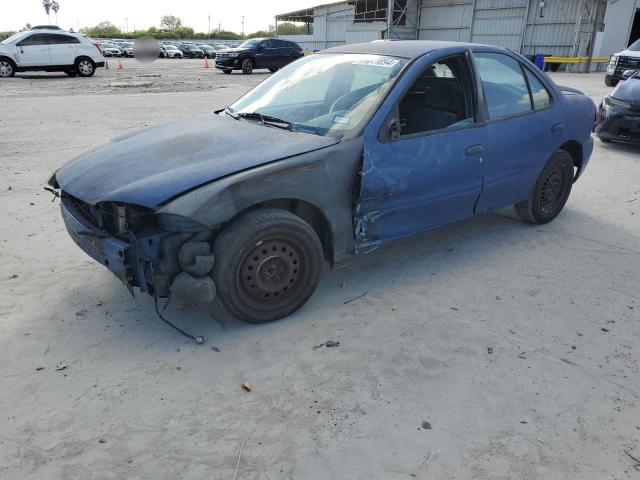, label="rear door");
[355,51,487,252]
[255,40,280,68]
[15,33,51,66]
[46,33,79,66]
[471,51,568,212]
